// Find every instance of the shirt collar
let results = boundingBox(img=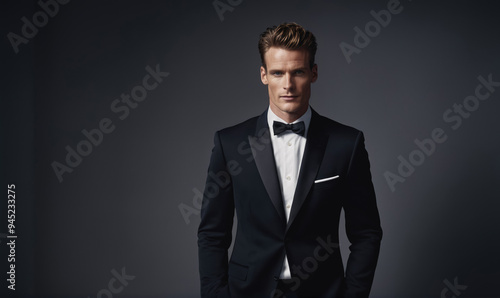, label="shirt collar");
[267,106,312,137]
